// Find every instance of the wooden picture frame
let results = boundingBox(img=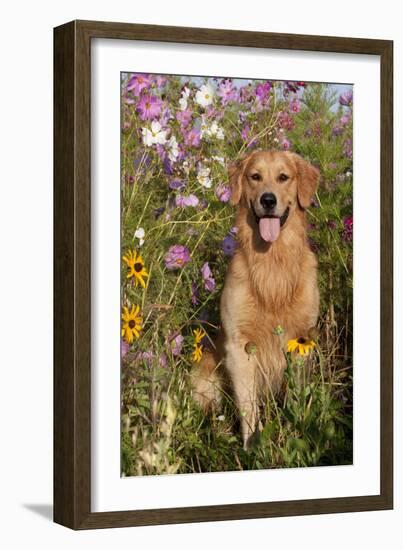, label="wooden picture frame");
[54,20,393,529]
